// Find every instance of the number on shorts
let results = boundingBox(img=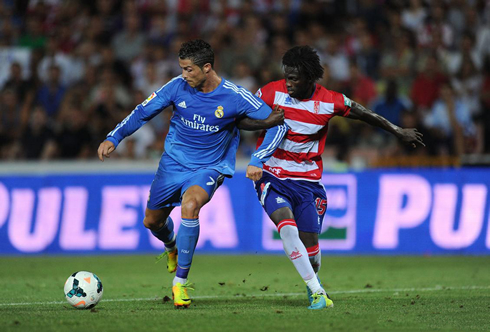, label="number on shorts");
[315,198,327,215]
